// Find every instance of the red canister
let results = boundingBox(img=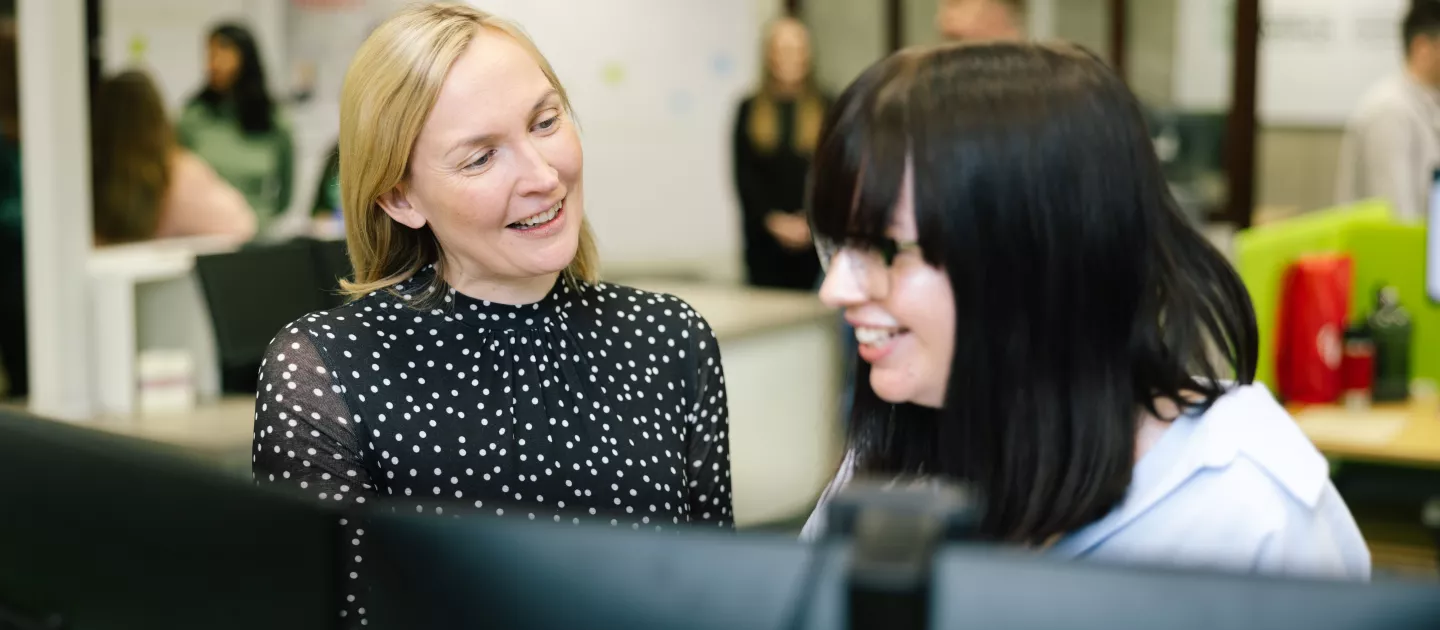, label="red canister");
[1276,254,1353,404]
